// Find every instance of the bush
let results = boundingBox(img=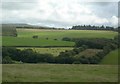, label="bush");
[32,35,38,39]
[62,37,71,41]
[46,38,49,40]
[54,39,57,40]
[2,56,13,64]
[74,38,115,49]
[73,61,81,64]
